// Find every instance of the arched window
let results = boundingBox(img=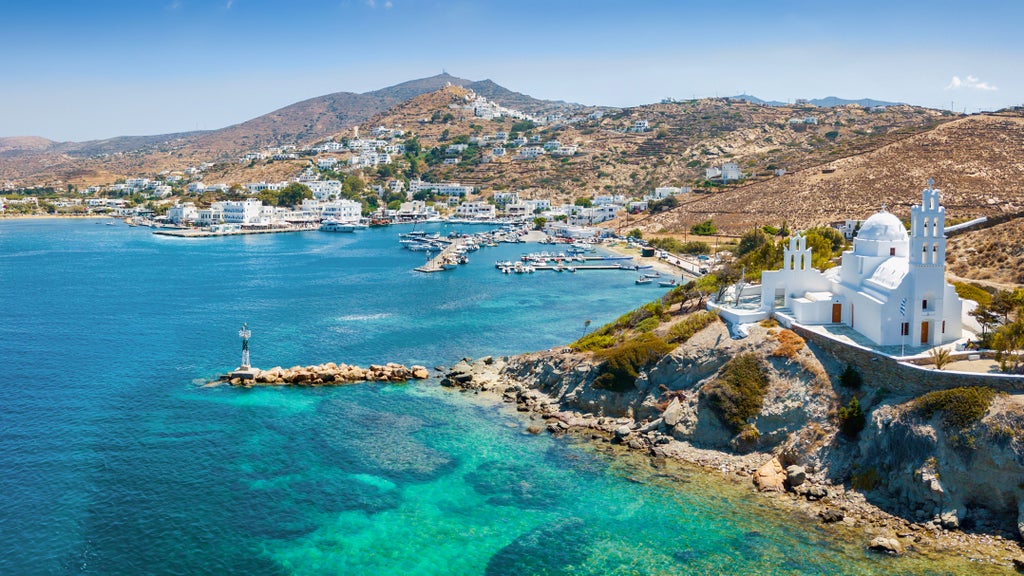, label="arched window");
[921,245,928,264]
[931,244,938,264]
